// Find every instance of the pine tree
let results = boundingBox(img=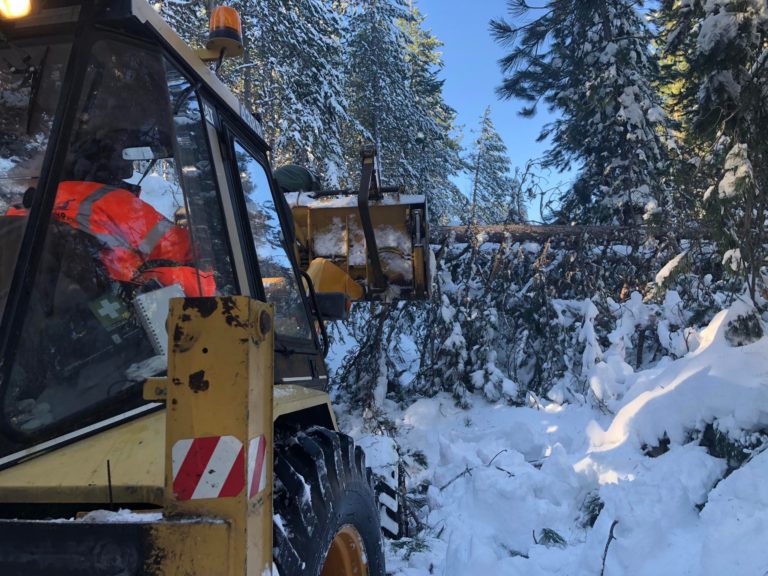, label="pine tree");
[160,0,353,186]
[416,253,472,406]
[414,108,525,406]
[343,0,462,209]
[337,0,471,417]
[248,0,352,184]
[650,0,704,222]
[343,0,408,179]
[466,107,522,226]
[157,1,207,46]
[653,0,703,134]
[656,0,768,303]
[492,0,675,225]
[399,3,466,225]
